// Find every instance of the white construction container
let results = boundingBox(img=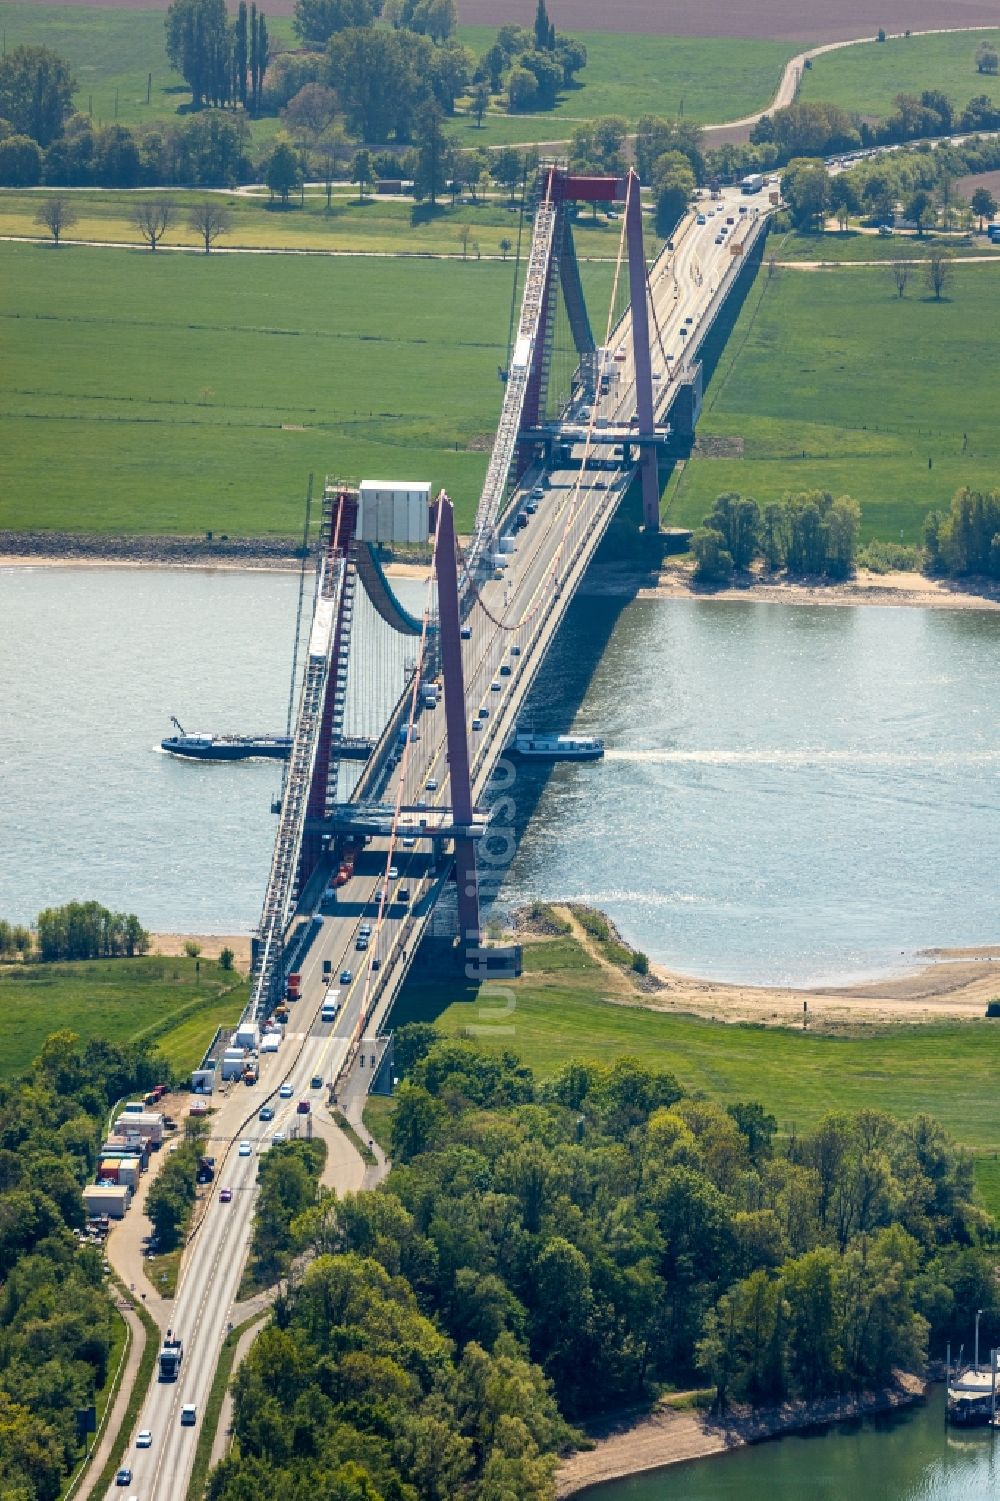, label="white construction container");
[498,537,517,554]
[221,1049,247,1082]
[125,1112,164,1145]
[83,1183,131,1219]
[357,482,431,545]
[234,1022,260,1051]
